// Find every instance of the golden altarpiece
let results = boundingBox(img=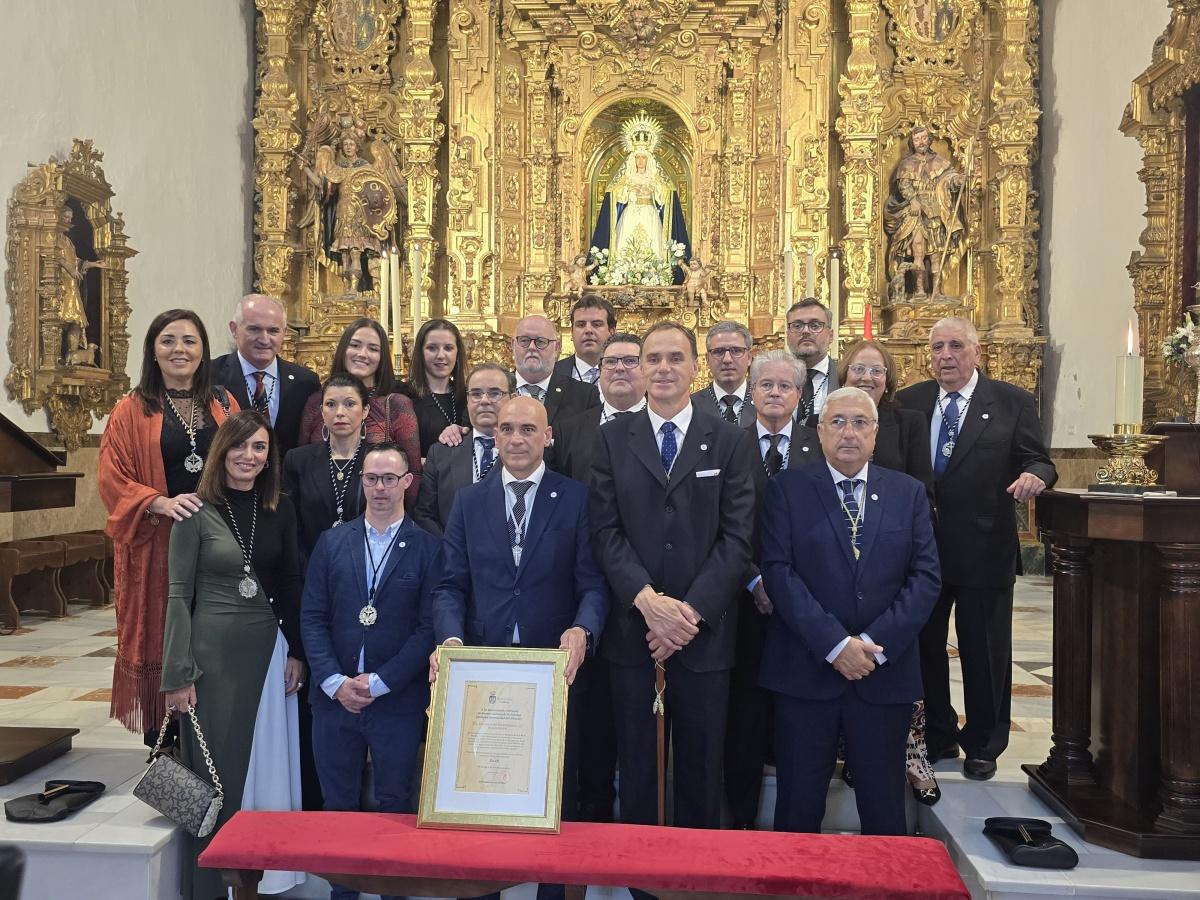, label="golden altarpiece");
[253,0,1043,391]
